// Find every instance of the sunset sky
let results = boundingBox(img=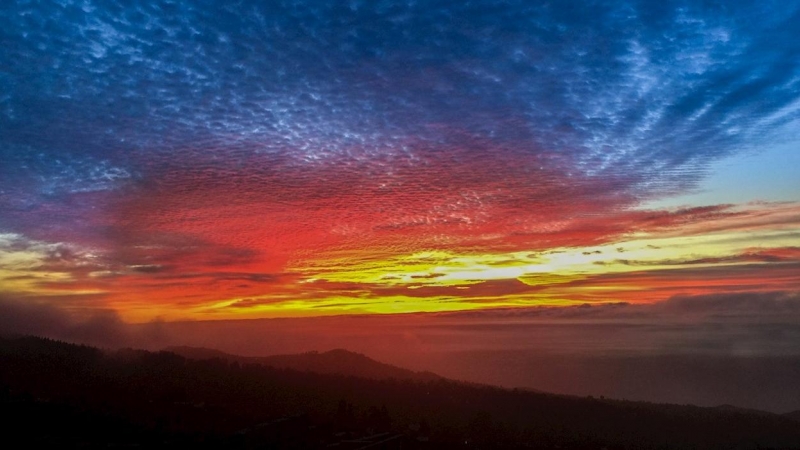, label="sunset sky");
[1,0,799,331]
